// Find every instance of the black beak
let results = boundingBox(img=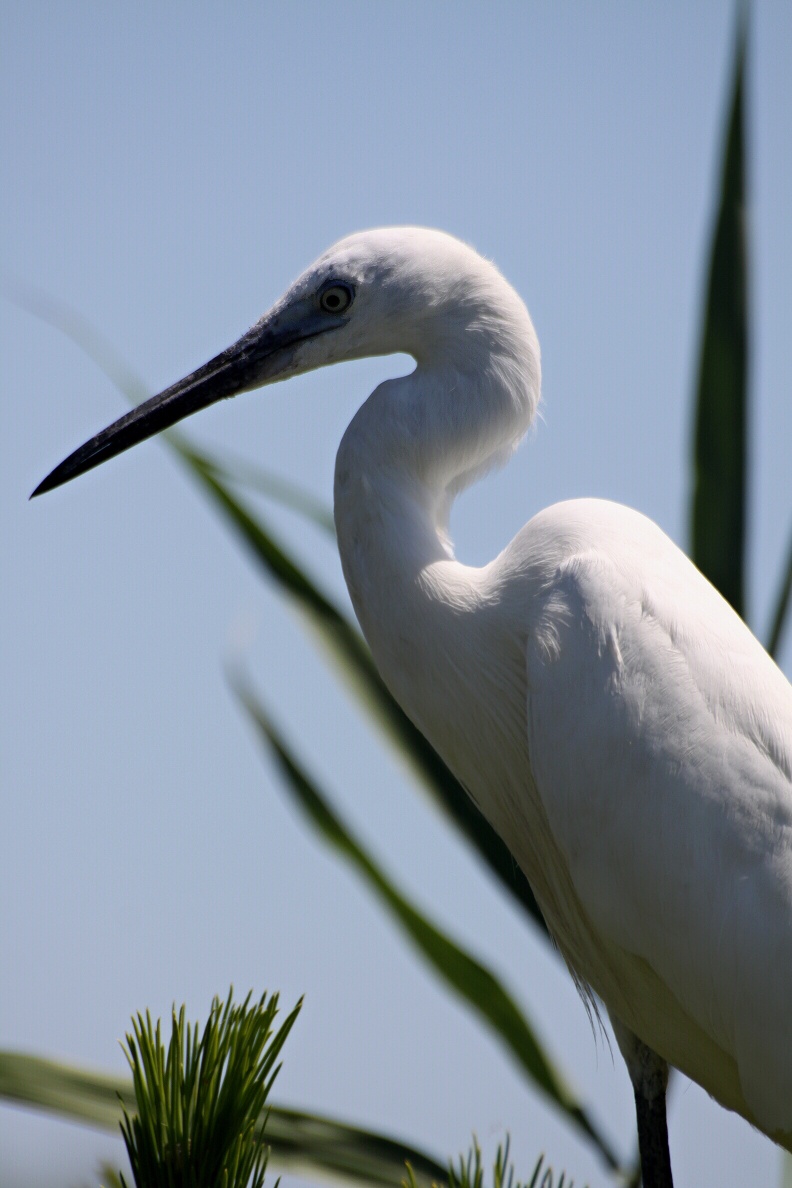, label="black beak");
[31,303,338,498]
